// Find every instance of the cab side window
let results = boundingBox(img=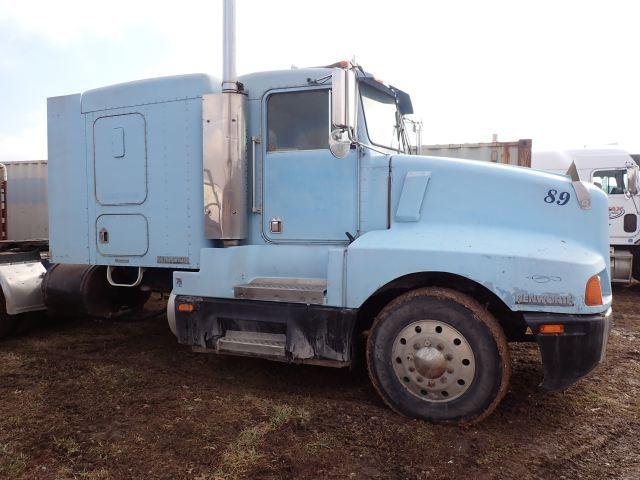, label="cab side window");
[592,169,627,195]
[267,90,328,152]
